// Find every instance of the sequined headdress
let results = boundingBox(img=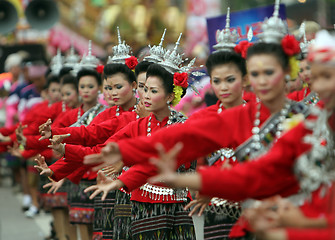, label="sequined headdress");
[64,45,80,69]
[257,0,287,43]
[107,27,132,64]
[72,40,100,75]
[213,7,239,53]
[50,49,63,76]
[299,21,314,58]
[144,29,167,63]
